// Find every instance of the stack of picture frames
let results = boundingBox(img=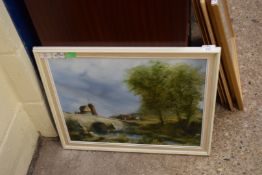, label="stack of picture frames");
[31,0,244,156]
[192,0,244,110]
